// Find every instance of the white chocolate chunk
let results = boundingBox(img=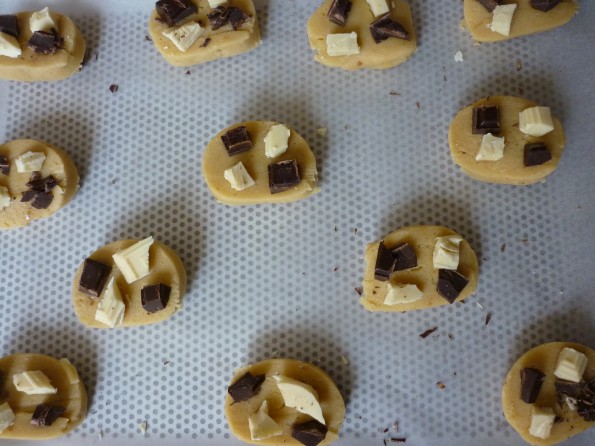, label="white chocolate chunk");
[519,106,555,137]
[30,7,57,33]
[208,0,227,7]
[326,32,360,56]
[162,22,204,52]
[476,133,505,161]
[0,32,22,58]
[0,402,16,434]
[432,235,463,270]
[529,406,555,440]
[59,358,81,385]
[15,151,46,173]
[273,375,325,424]
[384,282,423,305]
[554,348,588,383]
[95,277,125,328]
[454,50,464,62]
[490,4,517,37]
[0,186,11,210]
[248,401,283,440]
[112,237,154,284]
[224,162,255,191]
[367,0,390,17]
[264,124,290,158]
[13,370,57,395]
